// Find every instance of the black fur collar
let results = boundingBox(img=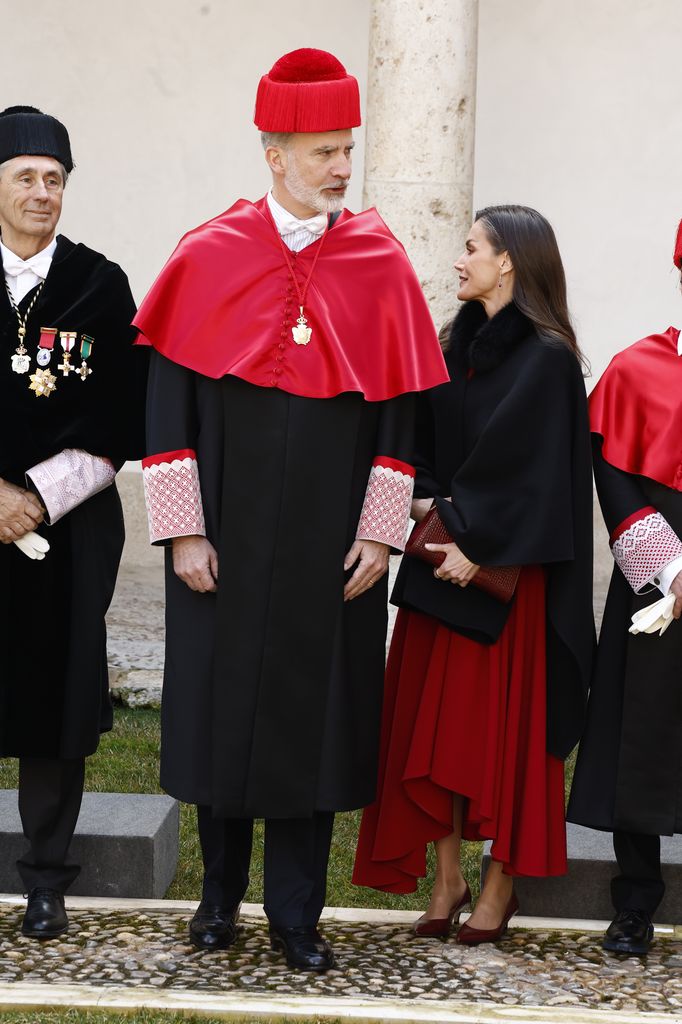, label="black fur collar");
[447,300,534,372]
